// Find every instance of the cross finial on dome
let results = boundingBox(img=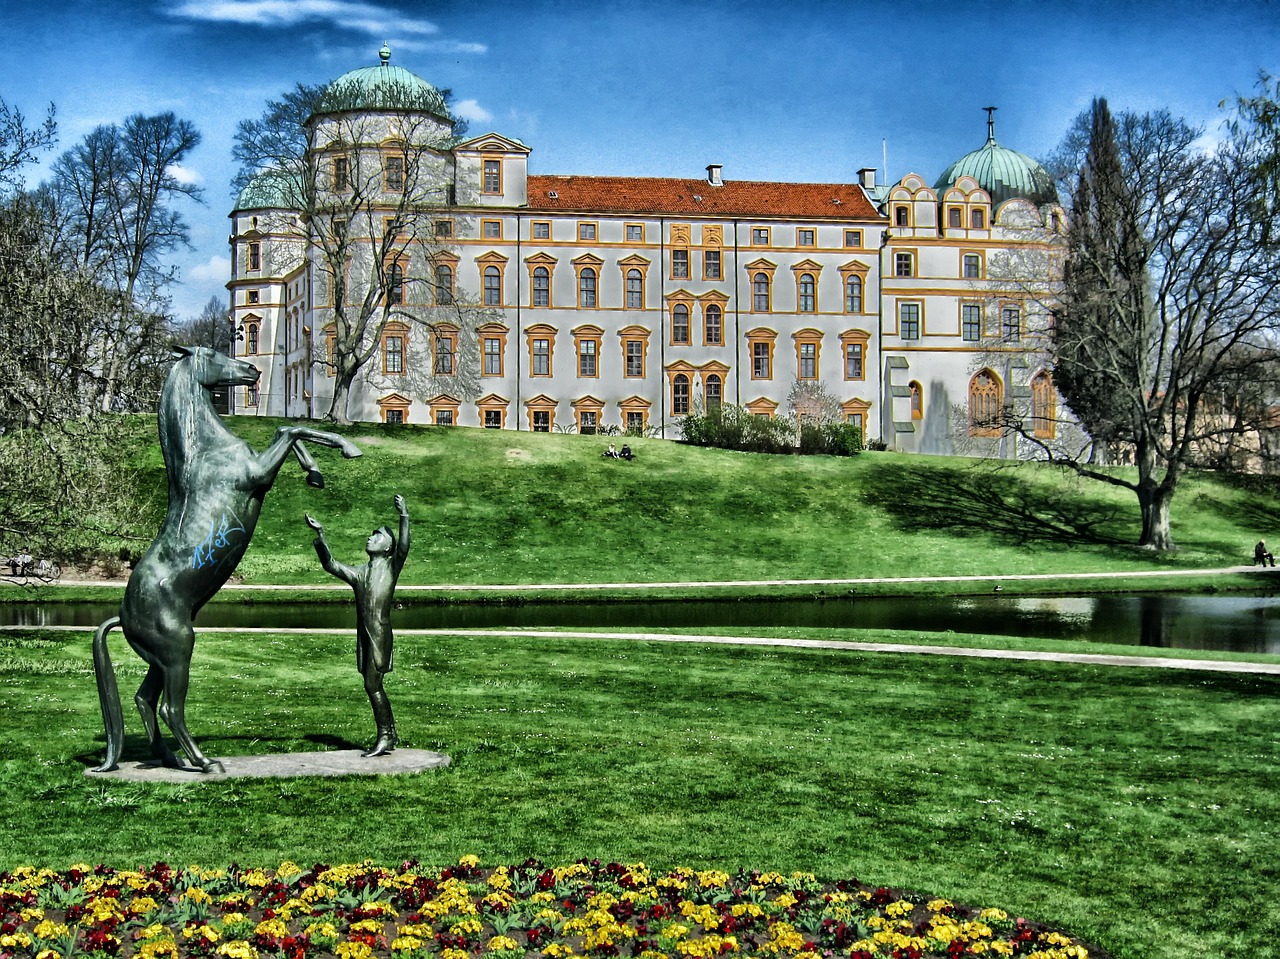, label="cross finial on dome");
[983,106,998,143]
[379,43,391,65]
